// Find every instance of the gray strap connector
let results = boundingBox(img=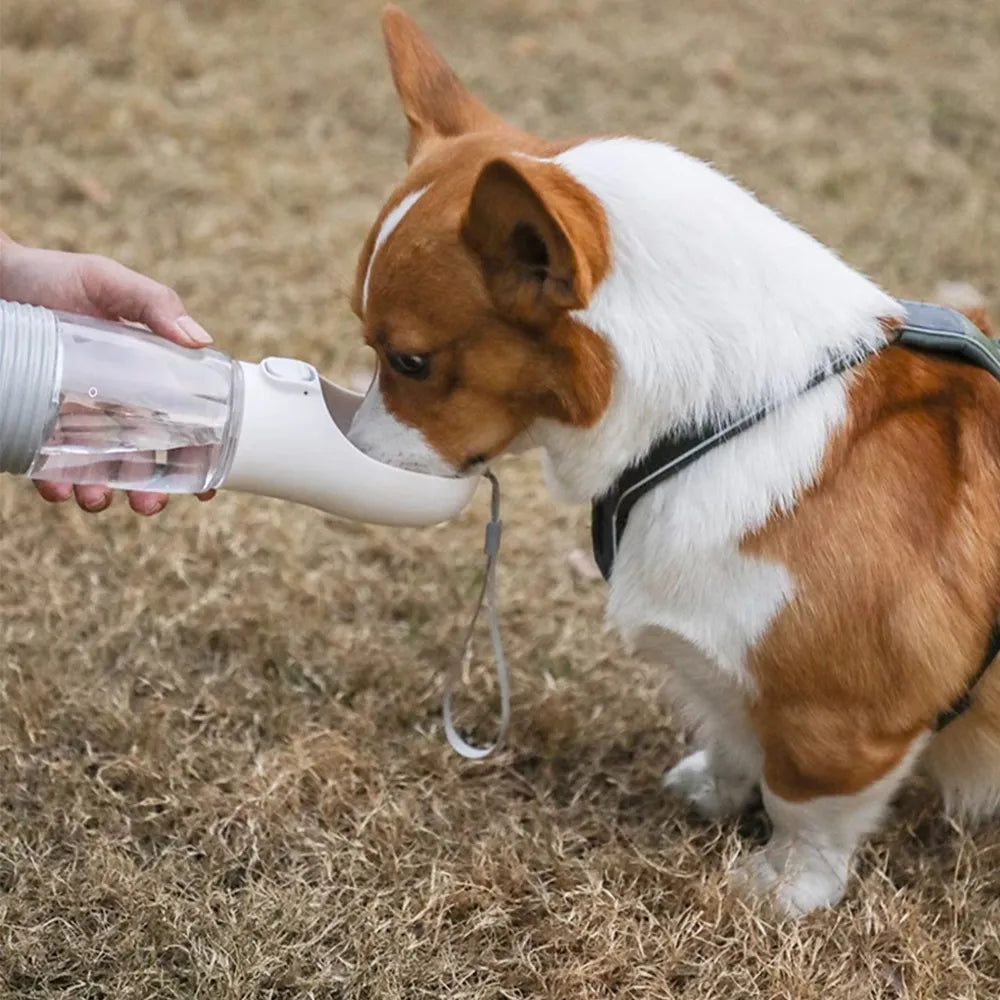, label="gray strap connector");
[442,470,511,760]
